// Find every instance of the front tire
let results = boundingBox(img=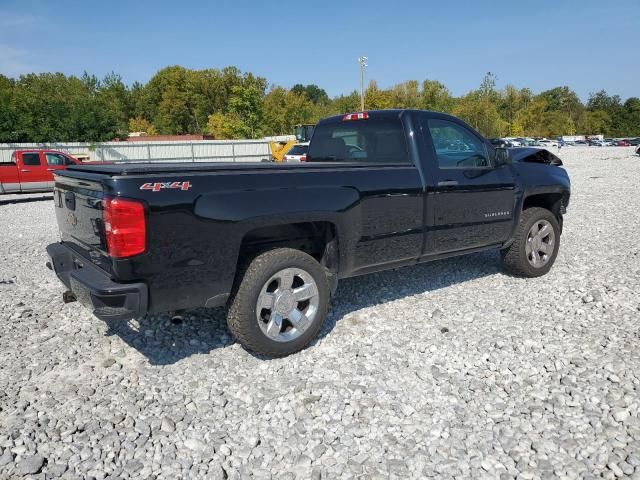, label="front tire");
[501,207,561,277]
[227,248,330,357]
